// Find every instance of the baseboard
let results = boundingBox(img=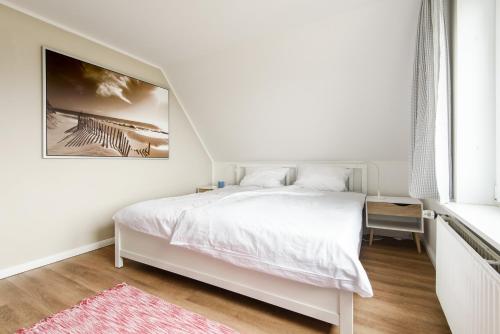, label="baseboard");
[0,237,115,279]
[423,239,436,268]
